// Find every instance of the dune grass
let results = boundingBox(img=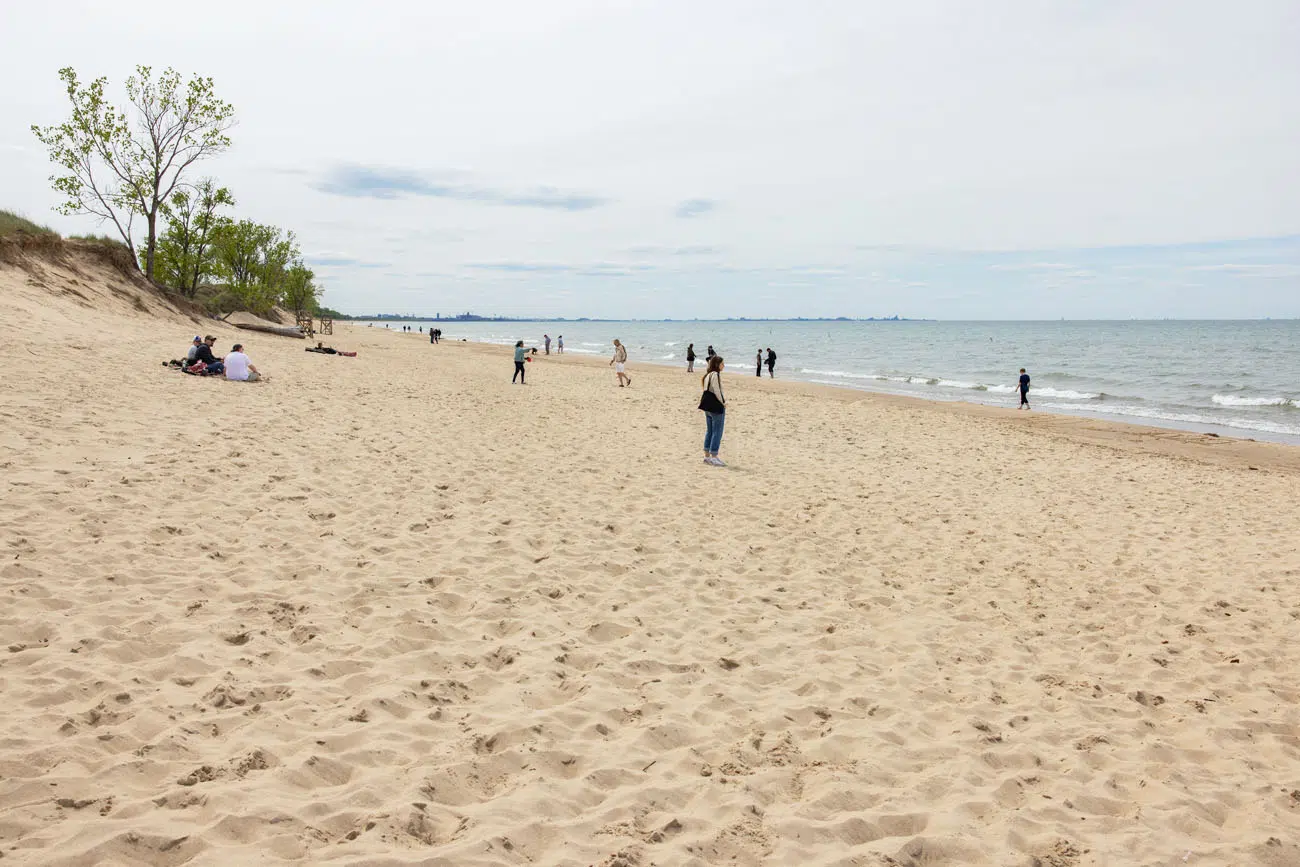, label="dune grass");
[0,210,59,239]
